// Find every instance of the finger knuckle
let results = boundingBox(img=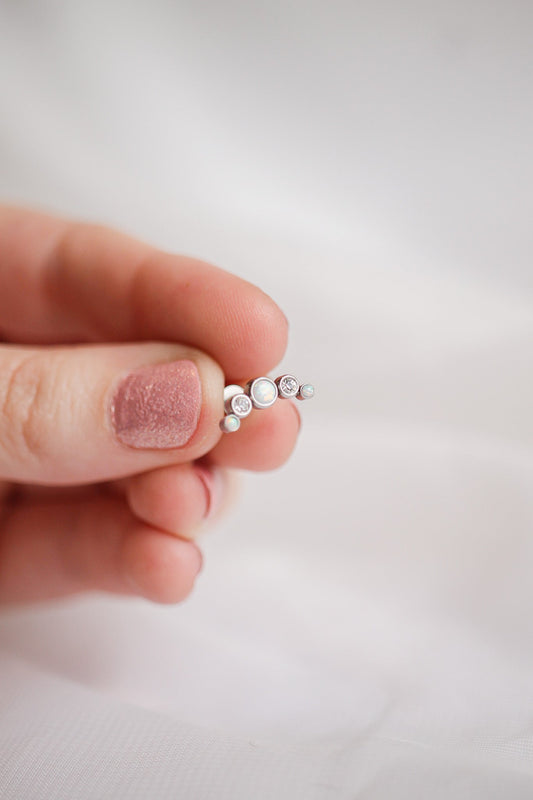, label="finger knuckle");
[1,352,54,466]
